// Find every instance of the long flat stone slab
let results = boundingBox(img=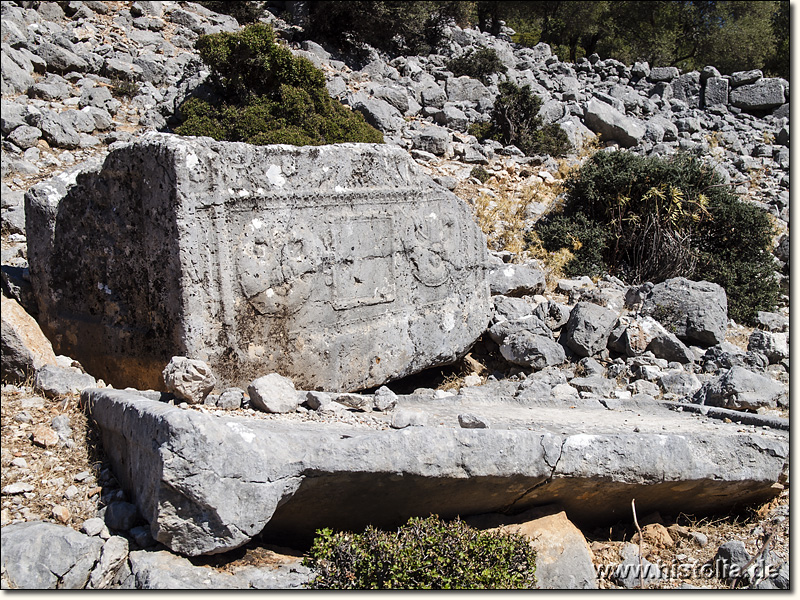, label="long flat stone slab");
[26,134,491,391]
[85,388,788,556]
